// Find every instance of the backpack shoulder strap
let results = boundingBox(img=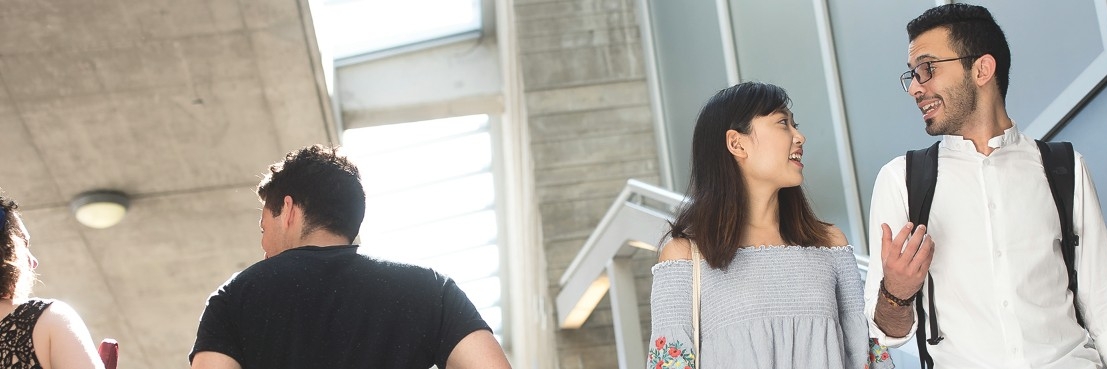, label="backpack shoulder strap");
[904,141,942,369]
[1035,139,1084,328]
[906,141,941,227]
